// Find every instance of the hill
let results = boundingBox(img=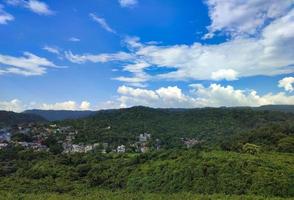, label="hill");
[0,150,293,198]
[23,110,95,121]
[23,105,294,121]
[255,105,294,113]
[0,111,46,127]
[57,106,294,151]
